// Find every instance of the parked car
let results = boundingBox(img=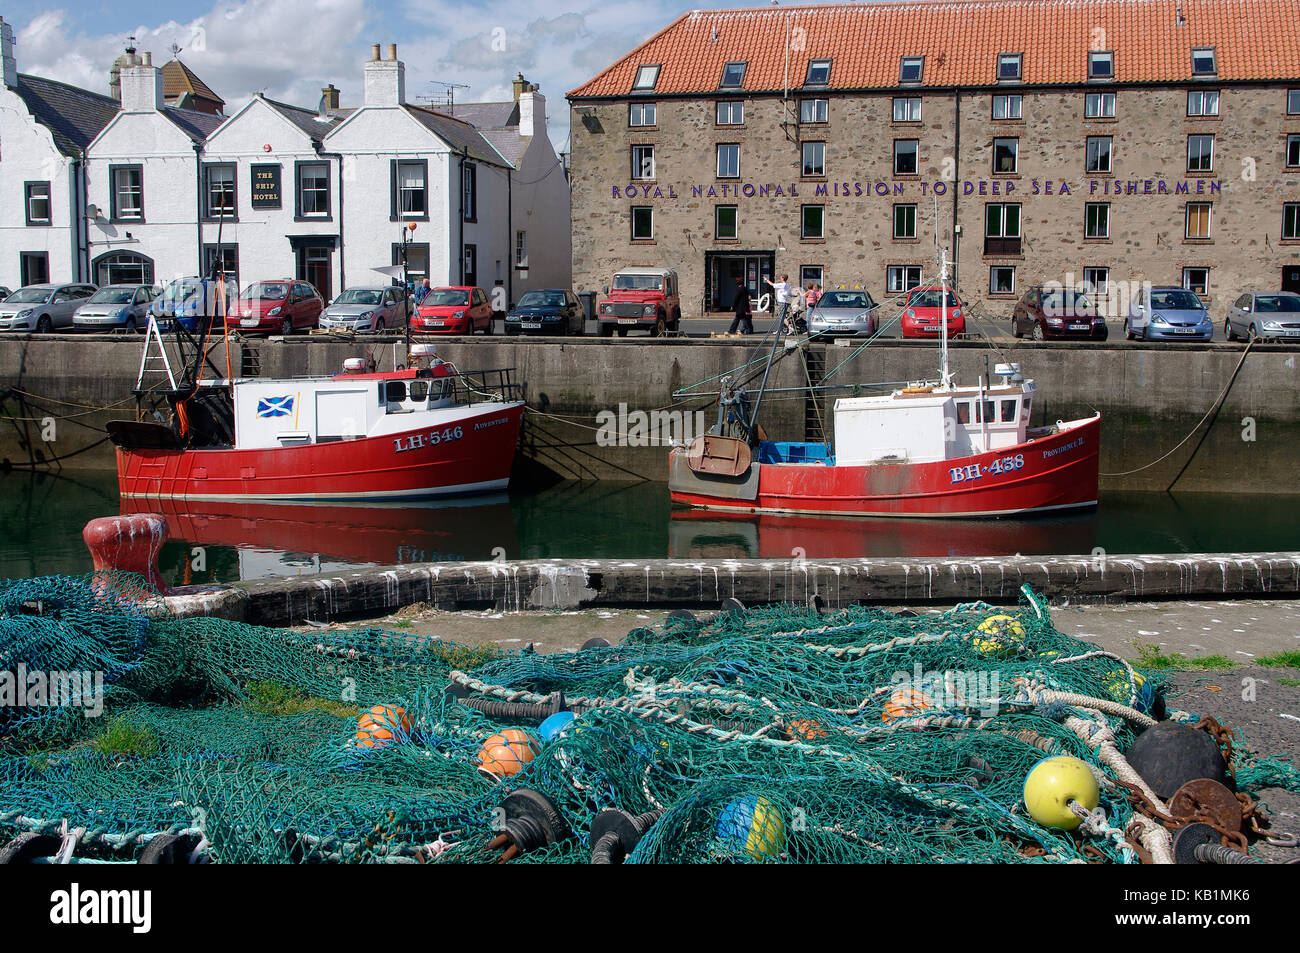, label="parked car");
[1125,286,1213,341]
[320,286,411,333]
[900,286,966,338]
[0,283,97,332]
[1224,291,1300,342]
[806,289,878,337]
[150,276,239,332]
[411,286,493,334]
[227,280,324,335]
[597,267,681,337]
[73,284,158,333]
[1012,285,1108,340]
[505,289,585,336]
